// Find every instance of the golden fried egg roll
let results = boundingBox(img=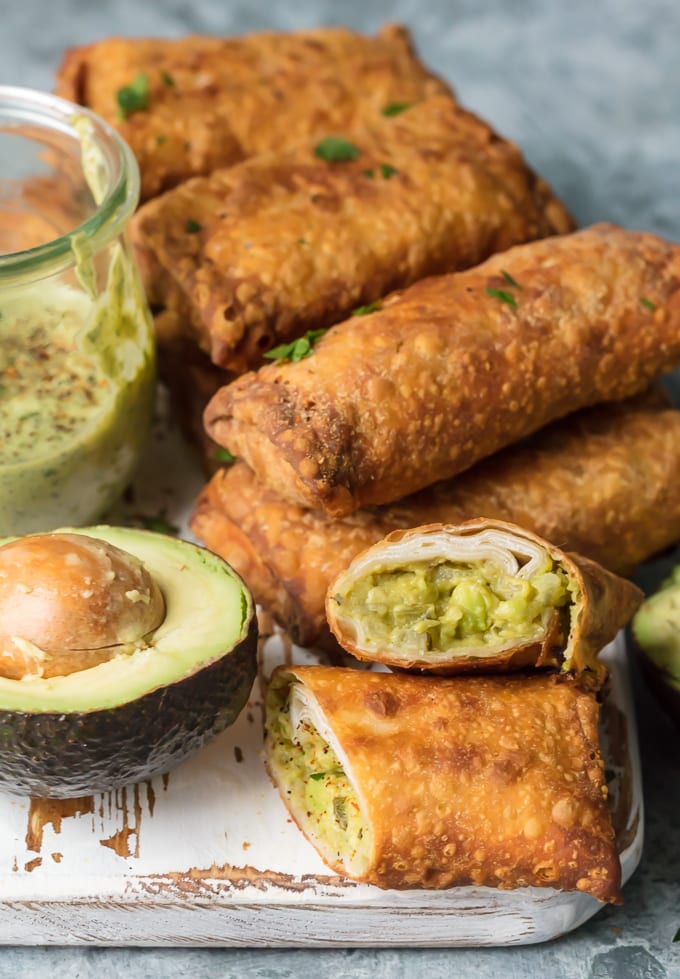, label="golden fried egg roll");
[191,395,680,647]
[325,520,641,685]
[205,224,680,516]
[56,25,451,201]
[265,665,621,902]
[132,96,573,371]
